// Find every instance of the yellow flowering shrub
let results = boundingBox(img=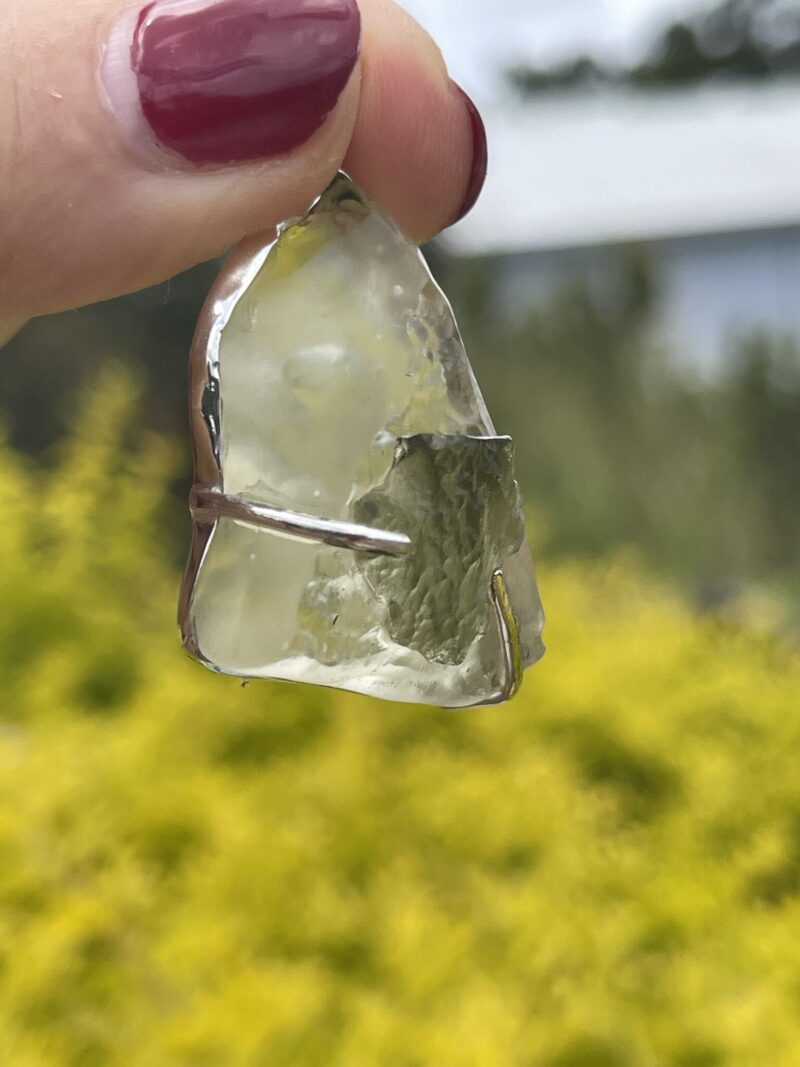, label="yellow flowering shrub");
[0,370,799,1067]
